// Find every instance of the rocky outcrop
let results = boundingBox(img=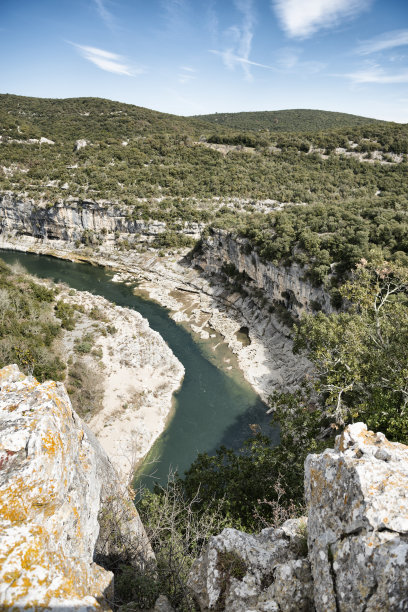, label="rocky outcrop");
[0,192,203,246]
[189,423,408,611]
[0,365,152,610]
[192,229,333,317]
[188,518,313,612]
[305,422,408,612]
